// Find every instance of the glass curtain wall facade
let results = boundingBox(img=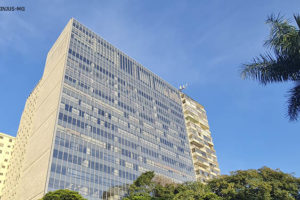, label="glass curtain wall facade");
[50,19,195,199]
[3,18,195,200]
